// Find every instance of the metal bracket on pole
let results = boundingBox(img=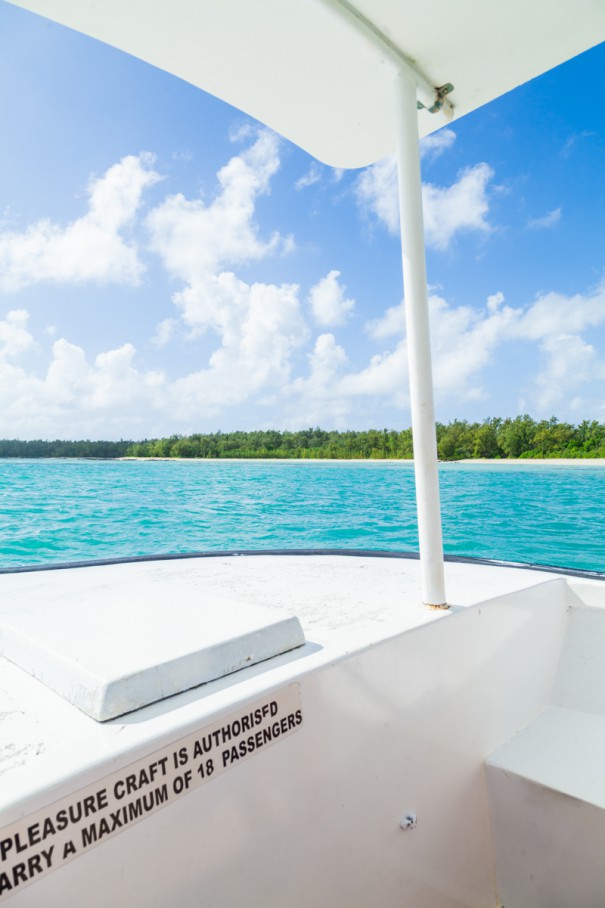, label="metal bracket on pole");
[394,68,448,608]
[417,83,455,114]
[323,0,454,120]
